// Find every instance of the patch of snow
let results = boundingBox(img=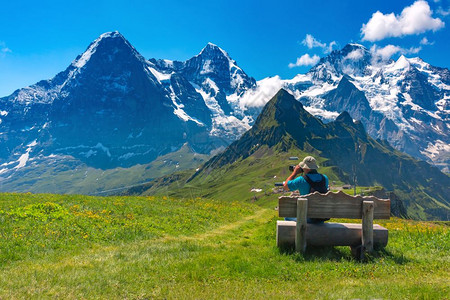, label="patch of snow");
[431,123,444,134]
[251,188,262,192]
[73,43,96,69]
[200,60,214,75]
[435,97,448,111]
[230,72,244,90]
[421,140,450,160]
[194,82,223,115]
[163,59,174,67]
[118,153,138,160]
[409,118,423,126]
[84,150,96,158]
[148,67,172,83]
[400,93,422,111]
[204,78,219,94]
[0,160,16,168]
[14,140,37,169]
[211,115,251,136]
[94,143,111,157]
[168,86,205,126]
[21,126,36,132]
[193,81,252,138]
